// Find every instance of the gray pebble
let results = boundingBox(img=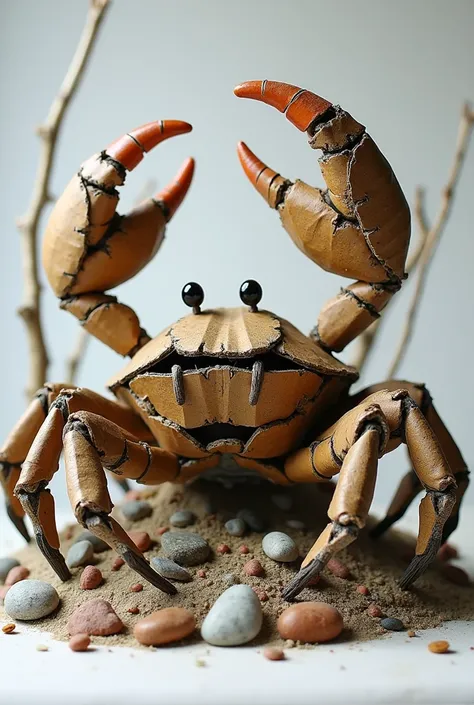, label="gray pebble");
[151,557,192,582]
[222,573,240,586]
[262,531,298,562]
[285,519,305,531]
[161,531,210,566]
[74,530,110,553]
[66,540,94,568]
[237,508,265,532]
[121,499,153,522]
[271,493,293,511]
[169,509,196,528]
[201,585,263,646]
[224,518,246,537]
[0,557,20,583]
[380,617,405,632]
[4,579,60,620]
